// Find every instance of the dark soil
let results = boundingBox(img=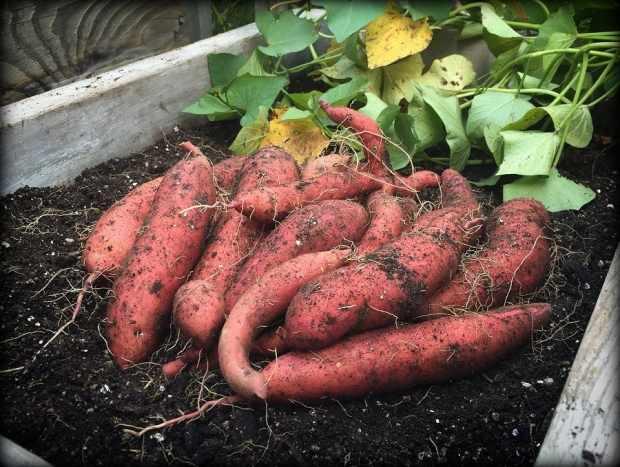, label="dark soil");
[0,121,617,467]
